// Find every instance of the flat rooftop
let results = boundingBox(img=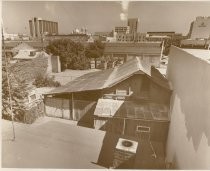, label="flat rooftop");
[2,118,166,169]
[183,48,210,63]
[2,118,105,169]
